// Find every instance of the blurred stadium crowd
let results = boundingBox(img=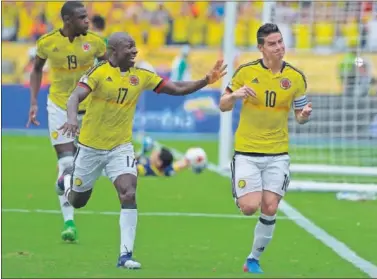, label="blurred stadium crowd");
[2,1,377,51]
